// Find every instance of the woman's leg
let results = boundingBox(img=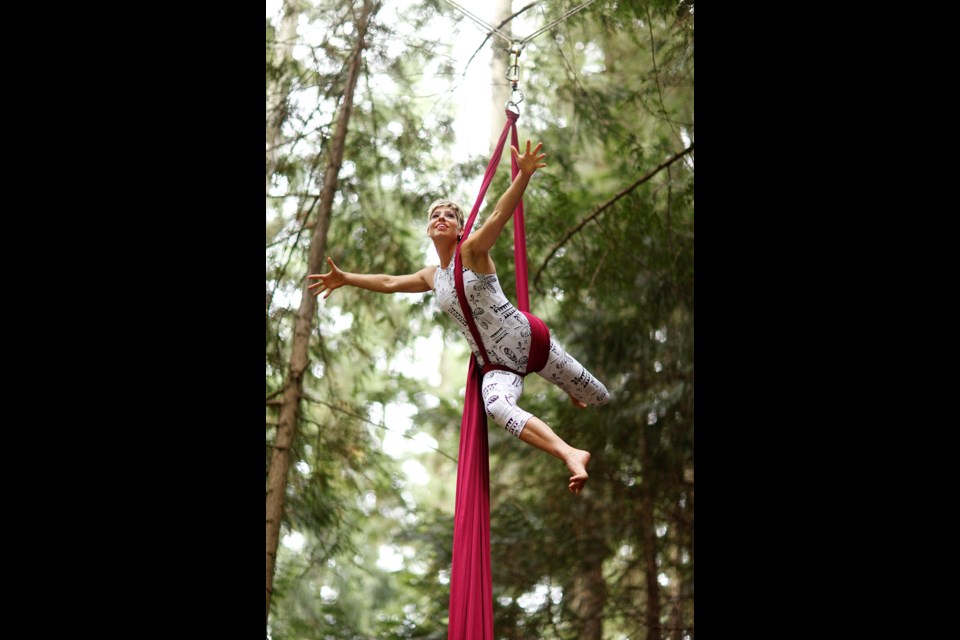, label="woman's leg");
[482,370,592,494]
[481,370,531,437]
[517,417,592,495]
[537,337,610,407]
